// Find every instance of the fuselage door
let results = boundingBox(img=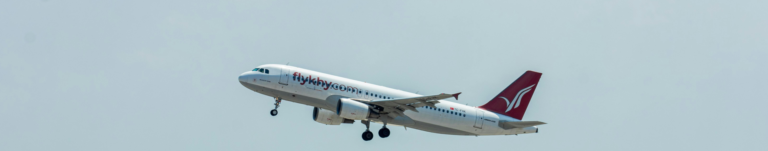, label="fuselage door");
[474,109,484,130]
[279,67,290,85]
